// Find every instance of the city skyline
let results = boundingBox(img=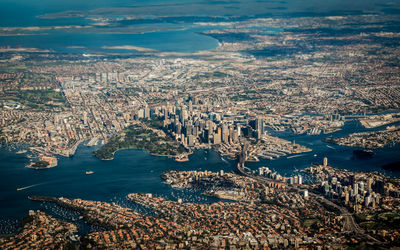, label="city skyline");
[1,0,400,248]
